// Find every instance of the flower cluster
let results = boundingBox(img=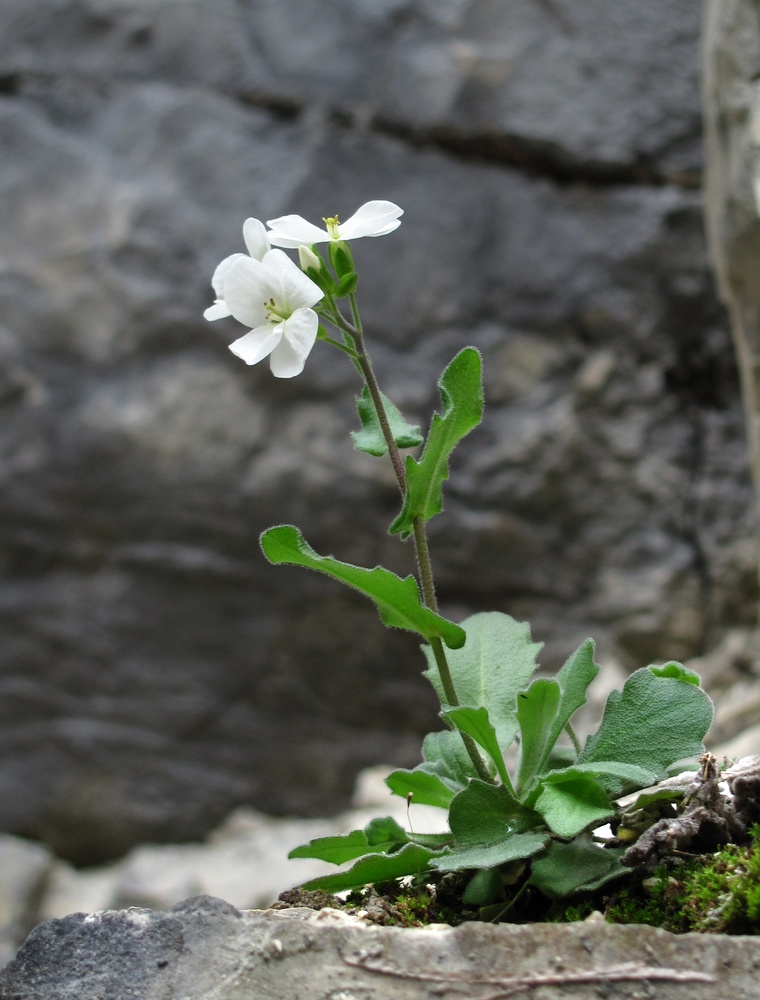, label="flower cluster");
[204,201,402,378]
